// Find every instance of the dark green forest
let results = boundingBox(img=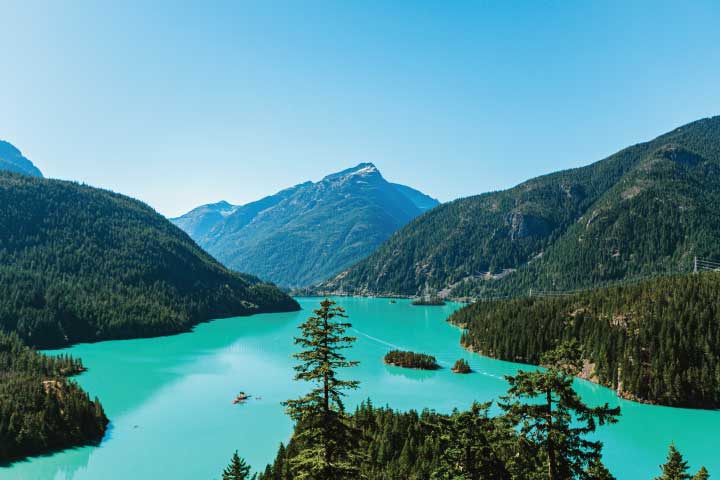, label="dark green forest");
[257,401,708,480]
[0,331,108,462]
[450,272,720,408]
[317,116,720,299]
[258,401,516,480]
[384,350,439,370]
[0,172,298,348]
